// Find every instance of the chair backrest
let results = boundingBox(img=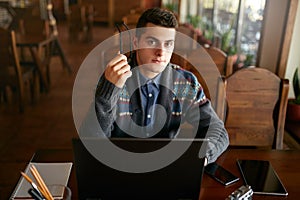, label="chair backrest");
[0,27,25,112]
[16,0,57,37]
[16,3,50,37]
[203,46,234,77]
[121,9,142,29]
[174,24,197,58]
[224,67,289,149]
[0,27,22,83]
